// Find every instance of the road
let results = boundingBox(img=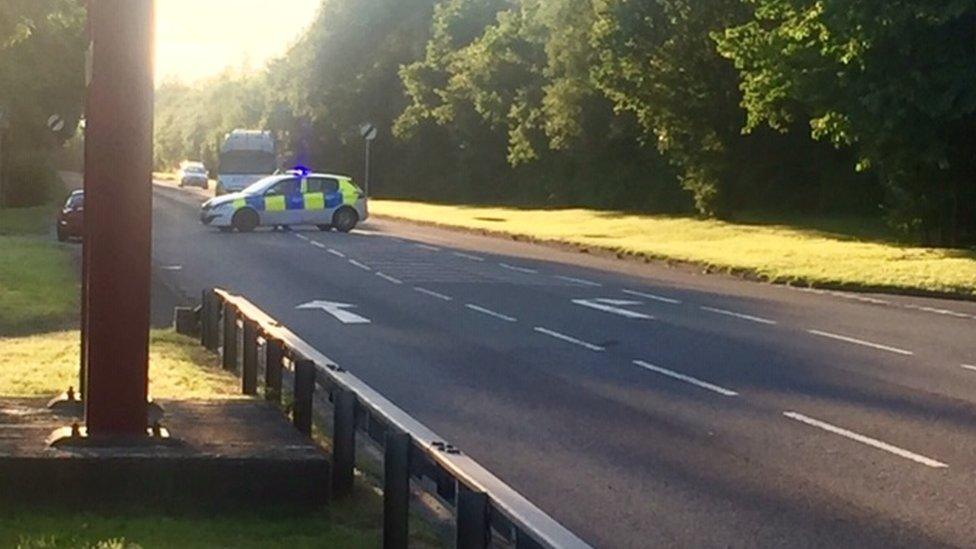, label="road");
[152,182,976,548]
